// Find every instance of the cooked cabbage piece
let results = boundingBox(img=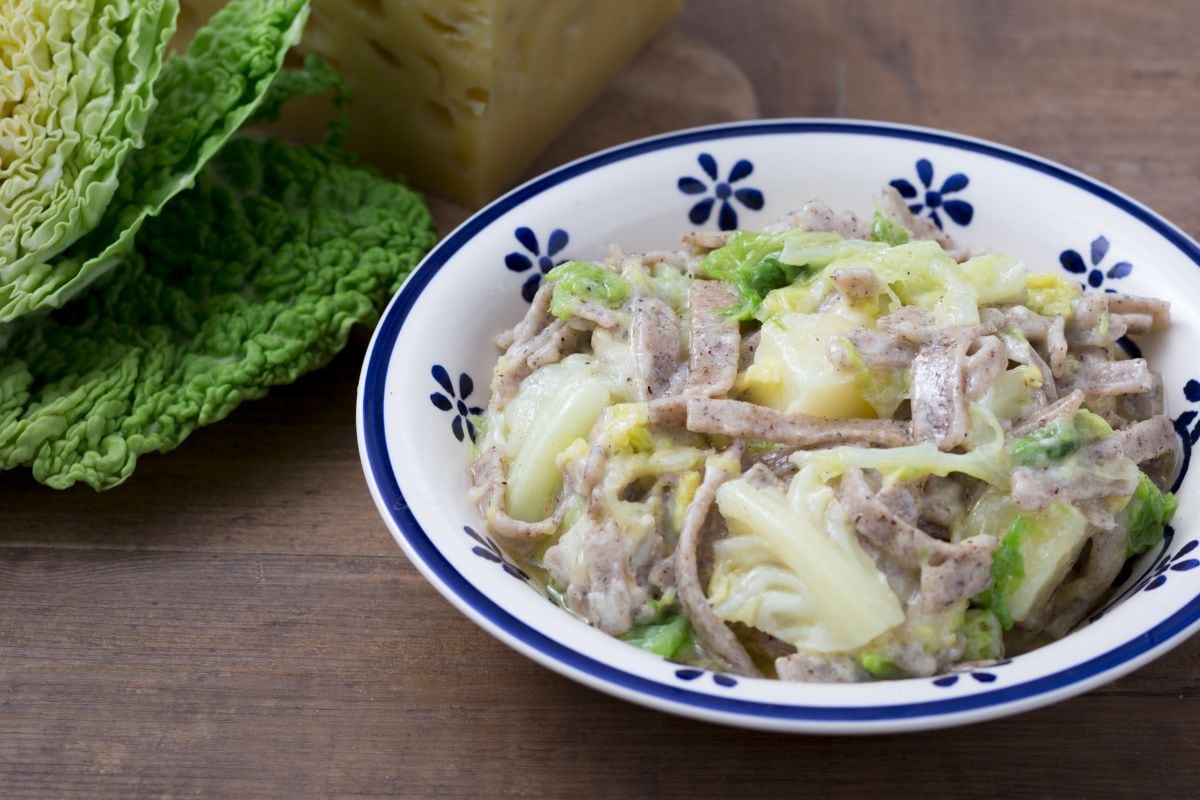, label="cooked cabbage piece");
[959,252,1026,306]
[502,358,610,521]
[961,609,1005,661]
[708,466,904,653]
[954,488,1091,625]
[547,261,630,320]
[1125,472,1177,556]
[801,407,1012,489]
